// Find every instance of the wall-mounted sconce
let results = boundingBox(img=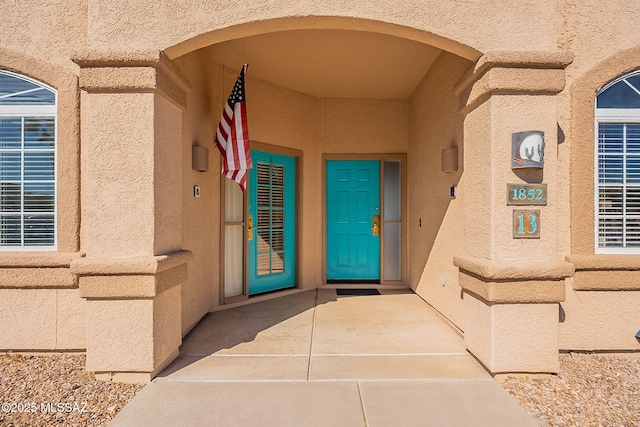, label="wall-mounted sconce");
[512,131,545,170]
[192,146,209,172]
[441,147,458,173]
